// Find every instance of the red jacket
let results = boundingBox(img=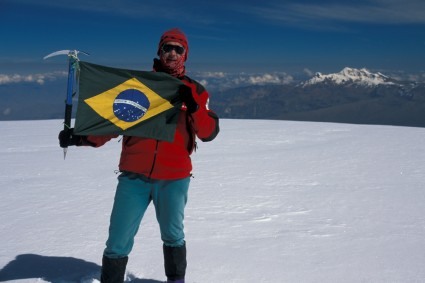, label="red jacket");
[84,76,219,180]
